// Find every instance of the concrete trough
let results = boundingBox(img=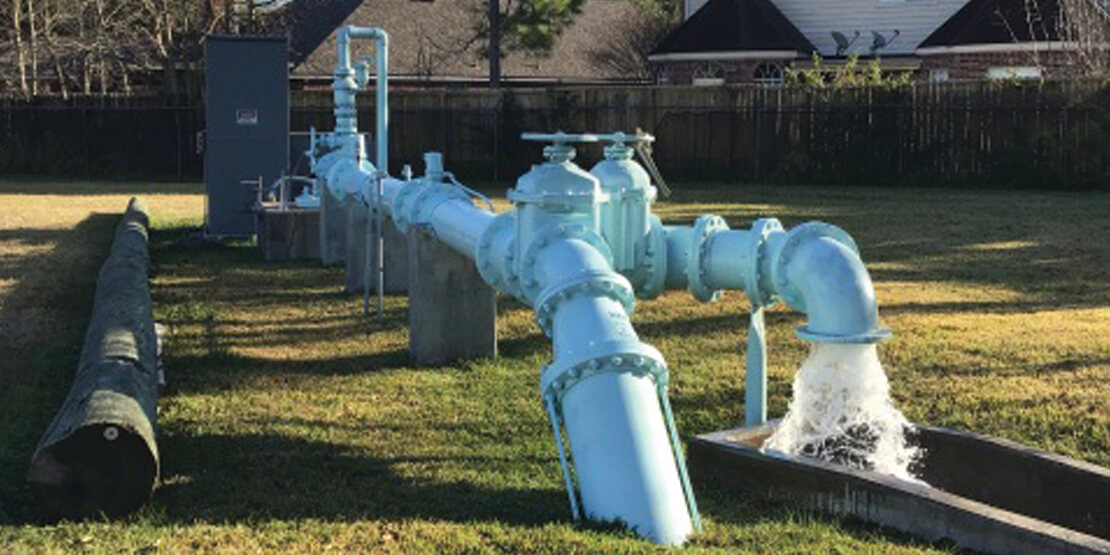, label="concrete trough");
[689,421,1110,555]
